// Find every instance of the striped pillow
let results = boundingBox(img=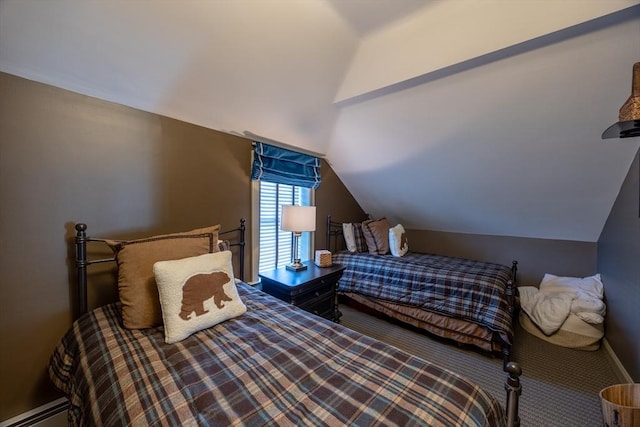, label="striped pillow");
[343,222,368,253]
[352,223,368,252]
